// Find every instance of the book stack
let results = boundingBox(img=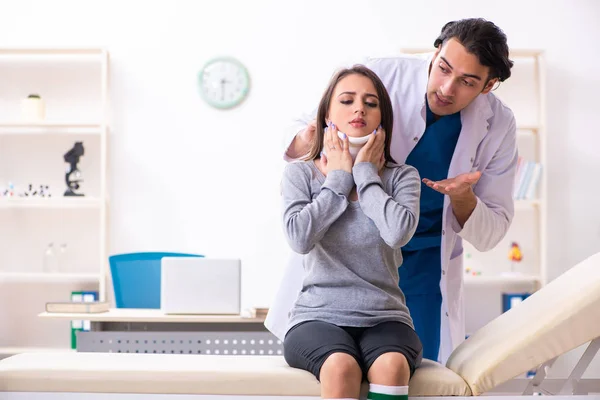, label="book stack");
[45,291,105,349]
[513,157,543,200]
[45,301,110,313]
